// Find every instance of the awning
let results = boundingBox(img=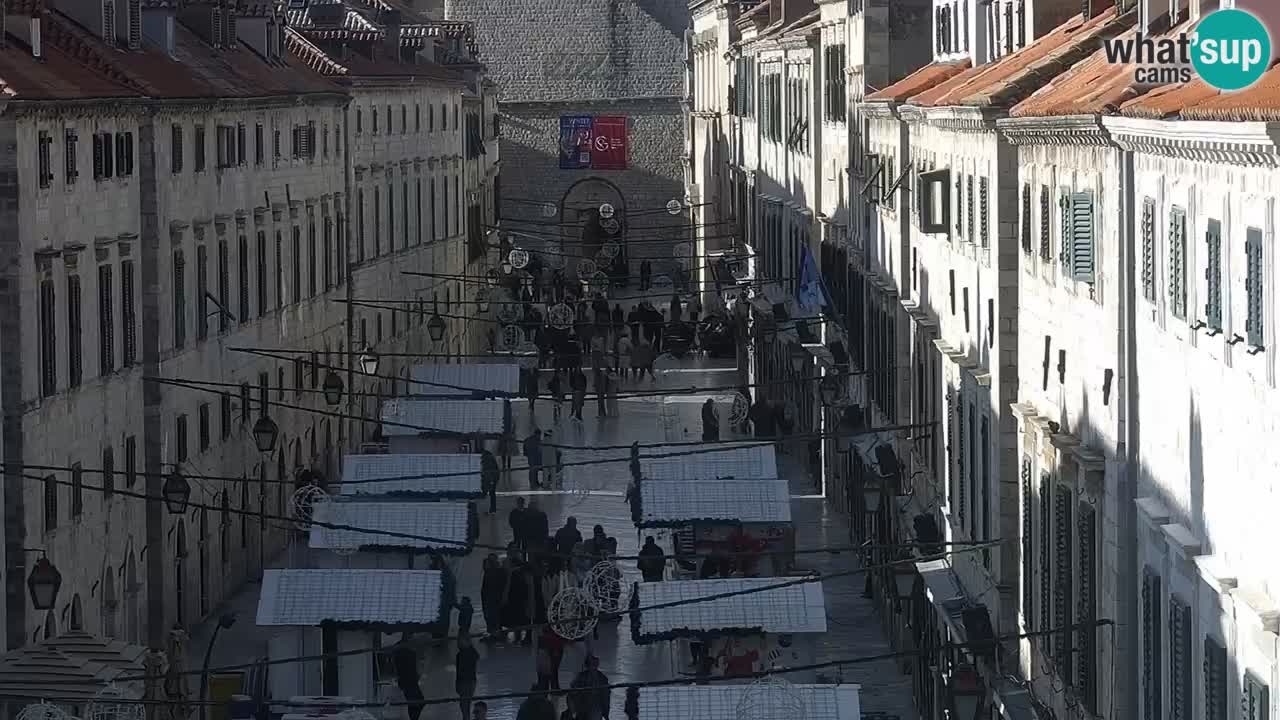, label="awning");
[0,631,147,701]
[310,500,475,554]
[632,578,827,642]
[340,453,483,498]
[635,684,861,720]
[635,478,792,527]
[410,363,520,397]
[381,398,506,435]
[641,442,778,481]
[256,569,450,629]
